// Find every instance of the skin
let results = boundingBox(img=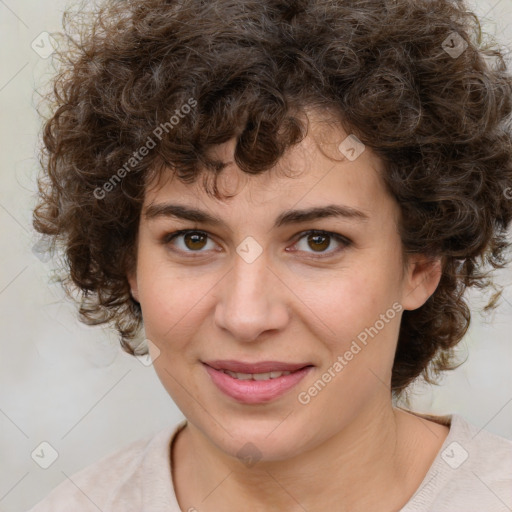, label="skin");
[127,112,450,512]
